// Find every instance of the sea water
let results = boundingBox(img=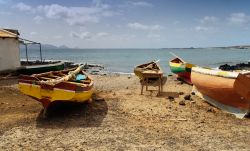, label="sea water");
[20,48,250,74]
